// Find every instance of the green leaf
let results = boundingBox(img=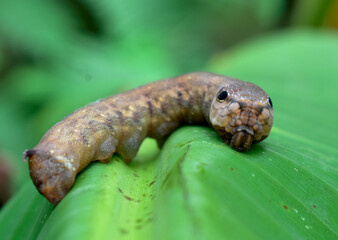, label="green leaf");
[36,139,159,240]
[154,126,337,240]
[0,139,160,240]
[0,182,53,240]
